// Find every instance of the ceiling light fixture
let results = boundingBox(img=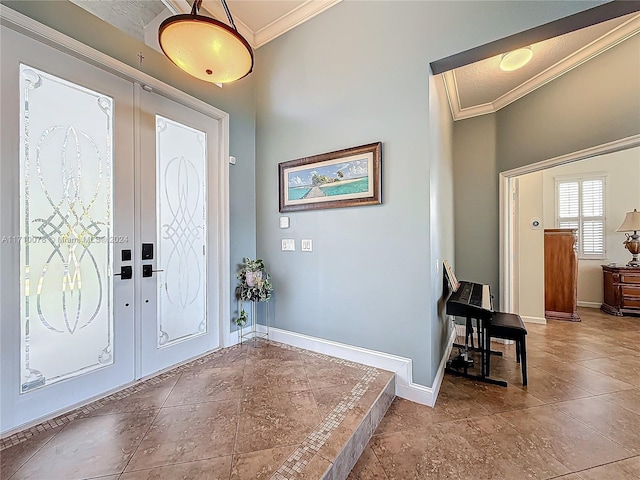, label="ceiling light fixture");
[158,0,253,84]
[499,46,533,72]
